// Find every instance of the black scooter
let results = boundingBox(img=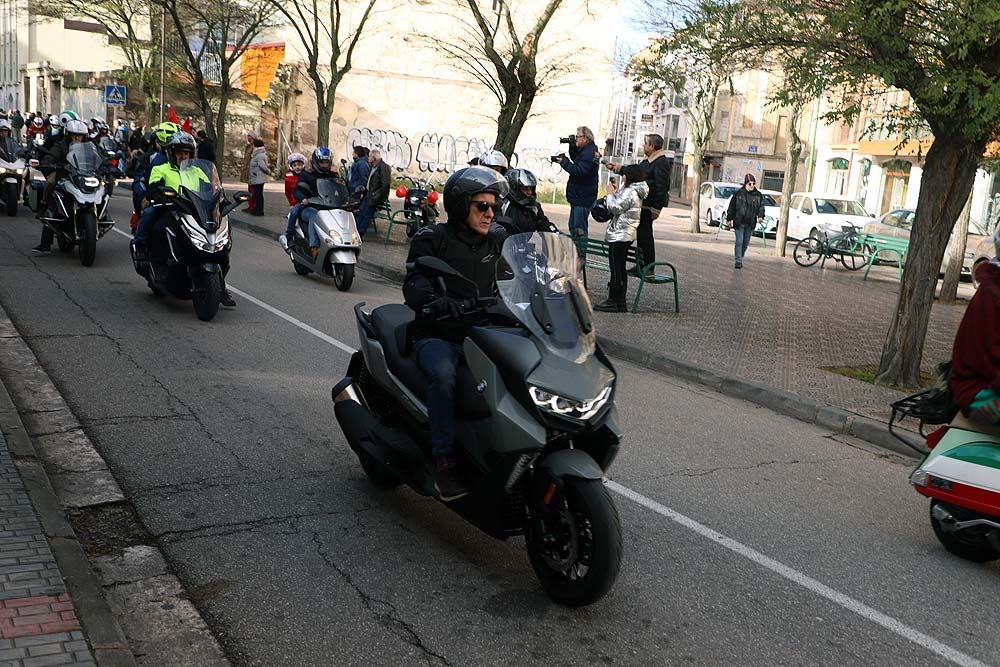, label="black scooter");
[130,158,248,321]
[332,232,624,606]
